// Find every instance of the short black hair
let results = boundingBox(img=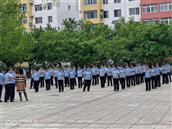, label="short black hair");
[19,68,23,75]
